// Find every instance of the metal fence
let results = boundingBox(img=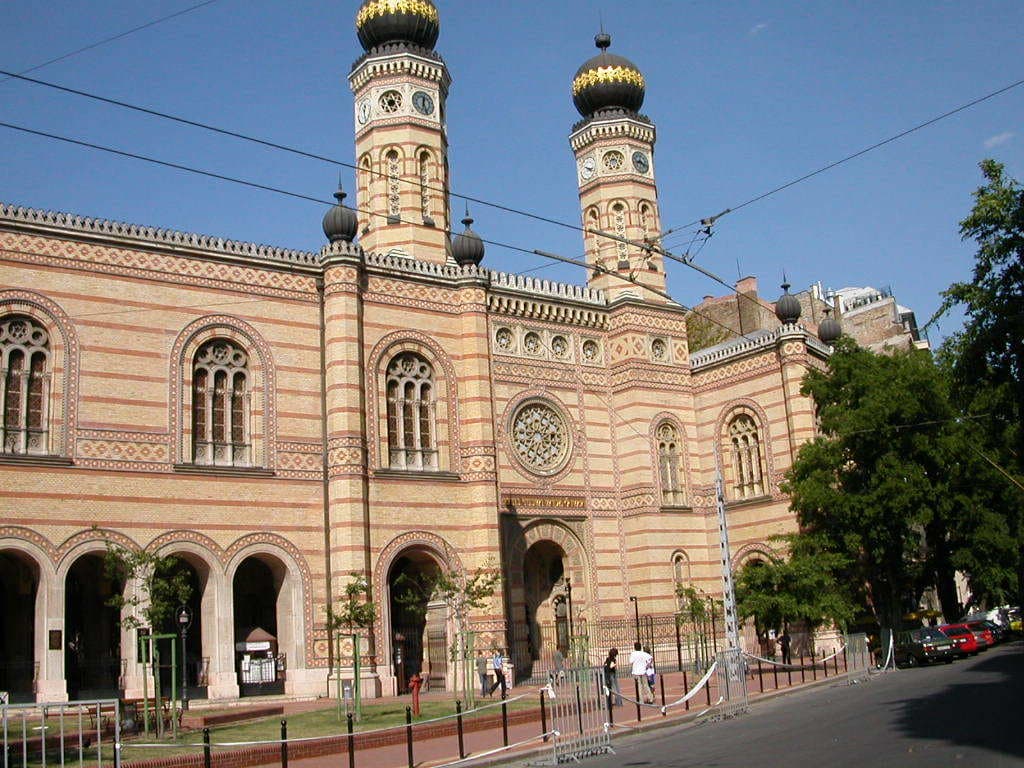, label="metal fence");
[548,666,612,764]
[2,699,120,768]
